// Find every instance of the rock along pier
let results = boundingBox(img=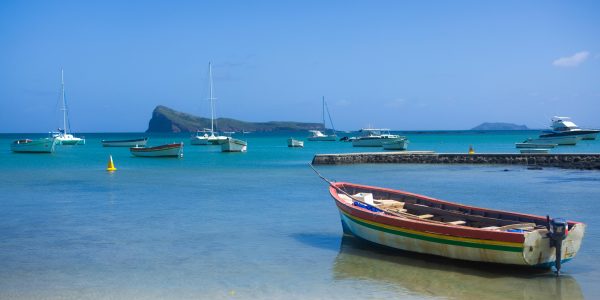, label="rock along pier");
[311,152,600,170]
